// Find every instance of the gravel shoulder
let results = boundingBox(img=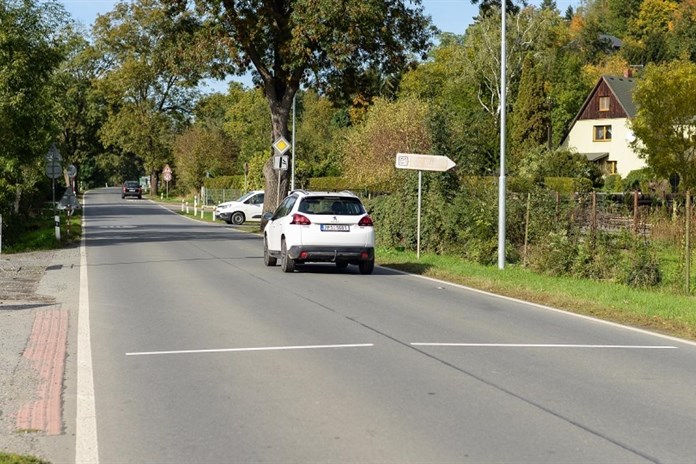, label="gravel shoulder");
[0,246,81,464]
